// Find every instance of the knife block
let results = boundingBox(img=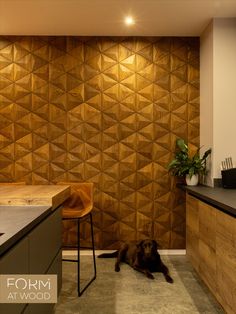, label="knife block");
[221,168,236,188]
